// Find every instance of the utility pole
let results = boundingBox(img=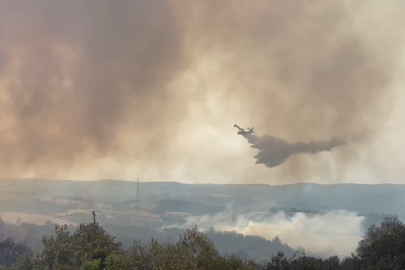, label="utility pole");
[92,211,96,224]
